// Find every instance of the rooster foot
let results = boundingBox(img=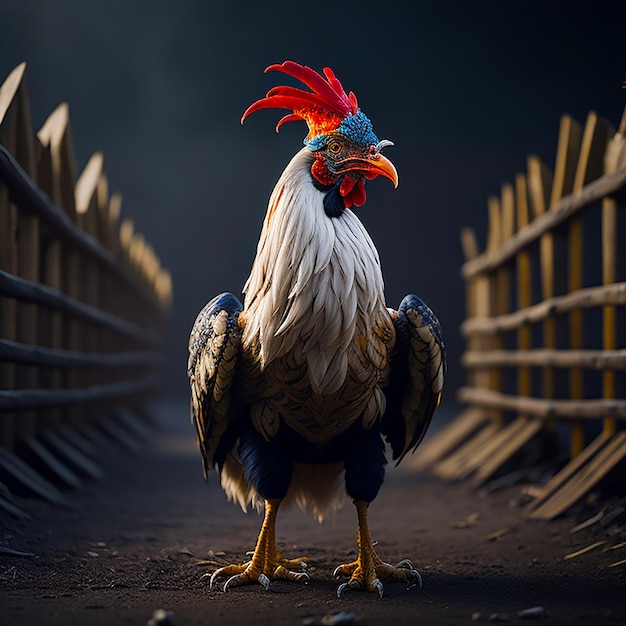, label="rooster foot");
[335,501,422,599]
[206,499,309,592]
[208,554,309,591]
[334,556,422,599]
